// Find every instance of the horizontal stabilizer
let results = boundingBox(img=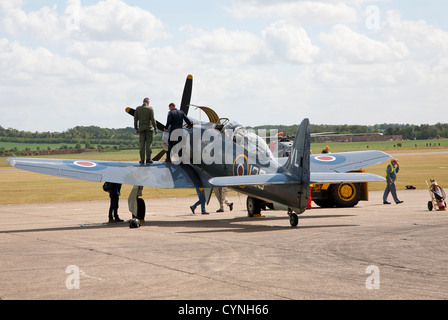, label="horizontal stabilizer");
[209,171,385,187]
[209,174,297,187]
[310,172,385,184]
